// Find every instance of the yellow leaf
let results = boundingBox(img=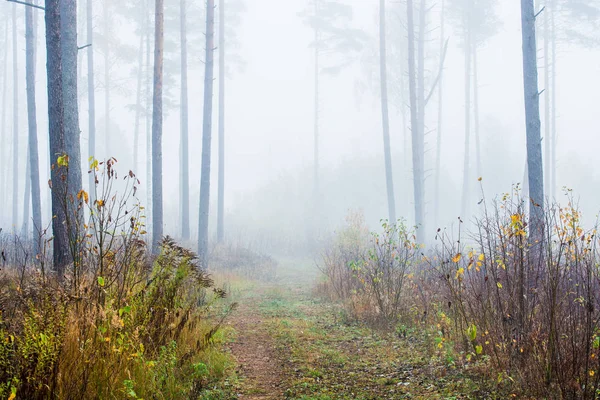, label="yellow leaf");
[8,392,16,400]
[77,190,89,204]
[452,253,462,263]
[478,177,483,182]
[497,282,503,289]
[590,370,596,377]
[456,267,465,279]
[478,253,485,261]
[57,154,69,167]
